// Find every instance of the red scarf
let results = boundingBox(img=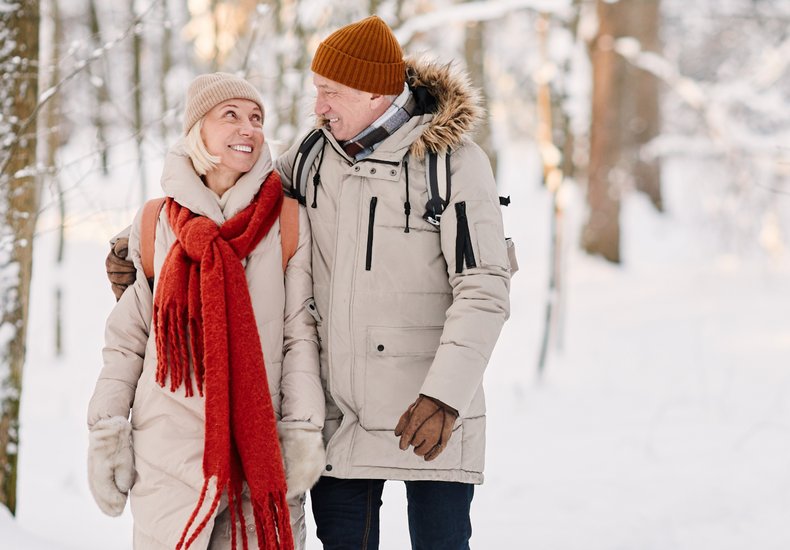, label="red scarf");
[153,171,293,550]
